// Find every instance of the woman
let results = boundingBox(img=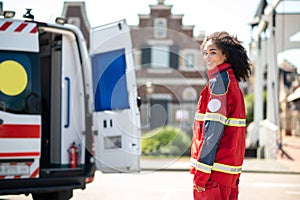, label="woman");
[190,31,251,200]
